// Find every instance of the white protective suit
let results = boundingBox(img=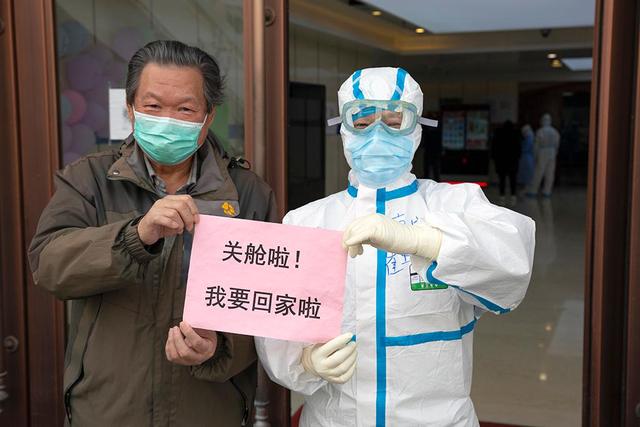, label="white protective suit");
[528,113,561,196]
[255,68,536,427]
